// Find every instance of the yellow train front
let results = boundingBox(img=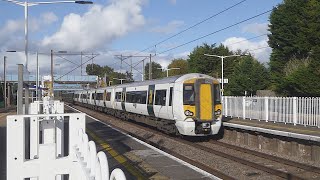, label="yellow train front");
[174,74,222,136]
